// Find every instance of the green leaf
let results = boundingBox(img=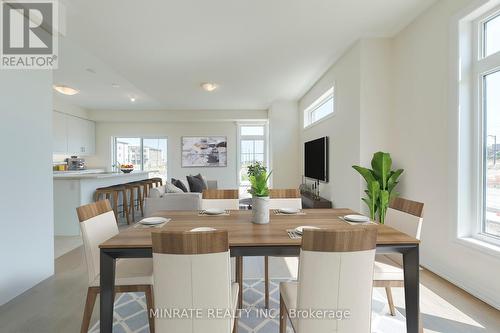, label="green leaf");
[378,190,390,224]
[352,165,376,184]
[371,152,392,190]
[387,169,404,193]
